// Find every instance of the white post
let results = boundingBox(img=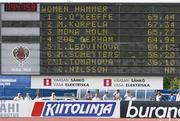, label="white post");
[145,89,147,101]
